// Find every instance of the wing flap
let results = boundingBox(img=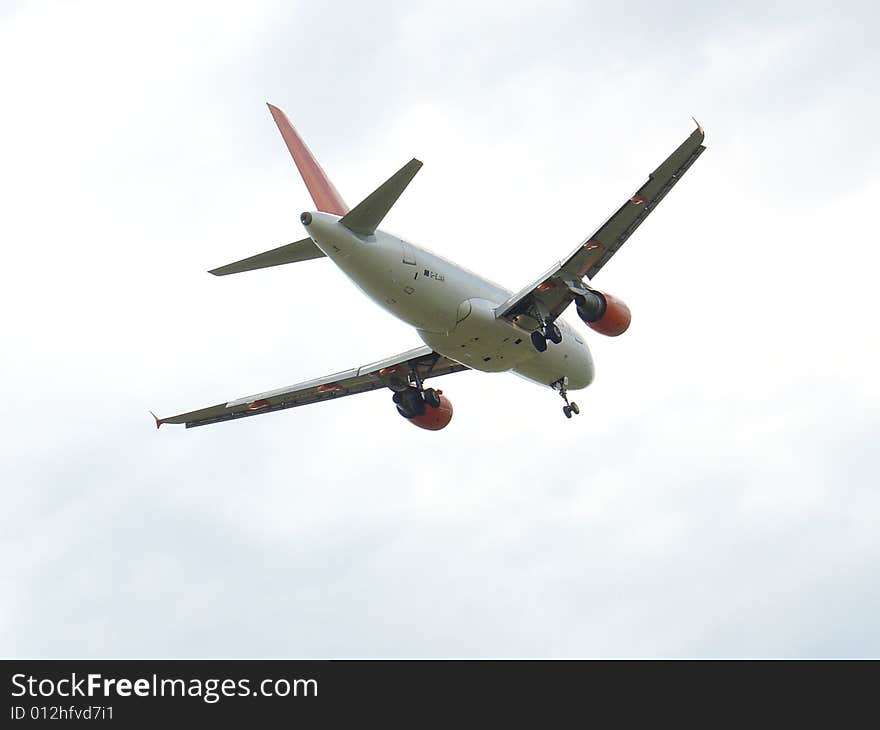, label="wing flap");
[208,237,325,276]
